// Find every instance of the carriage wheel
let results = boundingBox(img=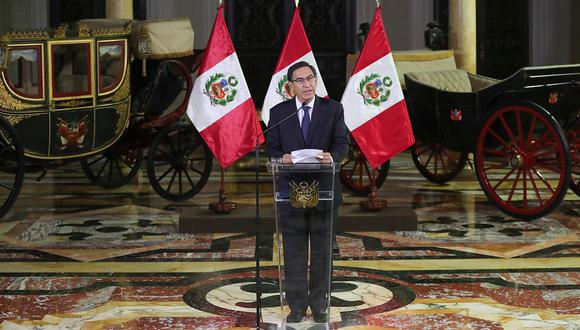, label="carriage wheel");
[340,144,389,195]
[81,147,143,188]
[411,141,468,184]
[475,103,570,219]
[0,117,25,219]
[567,125,580,195]
[147,122,213,201]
